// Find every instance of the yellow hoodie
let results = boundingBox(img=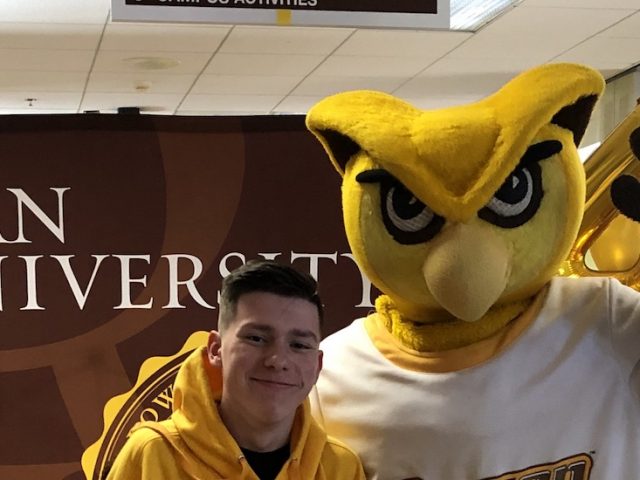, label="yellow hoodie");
[106,347,364,480]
